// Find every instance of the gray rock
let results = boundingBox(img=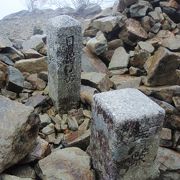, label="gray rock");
[162,35,180,51]
[93,15,125,33]
[137,41,155,53]
[38,147,94,180]
[130,0,152,17]
[25,94,47,108]
[0,54,14,66]
[109,47,129,70]
[39,113,51,128]
[0,95,39,173]
[7,66,24,93]
[81,49,106,73]
[21,49,43,59]
[86,31,107,55]
[22,35,46,51]
[41,123,55,135]
[47,15,82,113]
[0,35,12,49]
[88,88,165,180]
